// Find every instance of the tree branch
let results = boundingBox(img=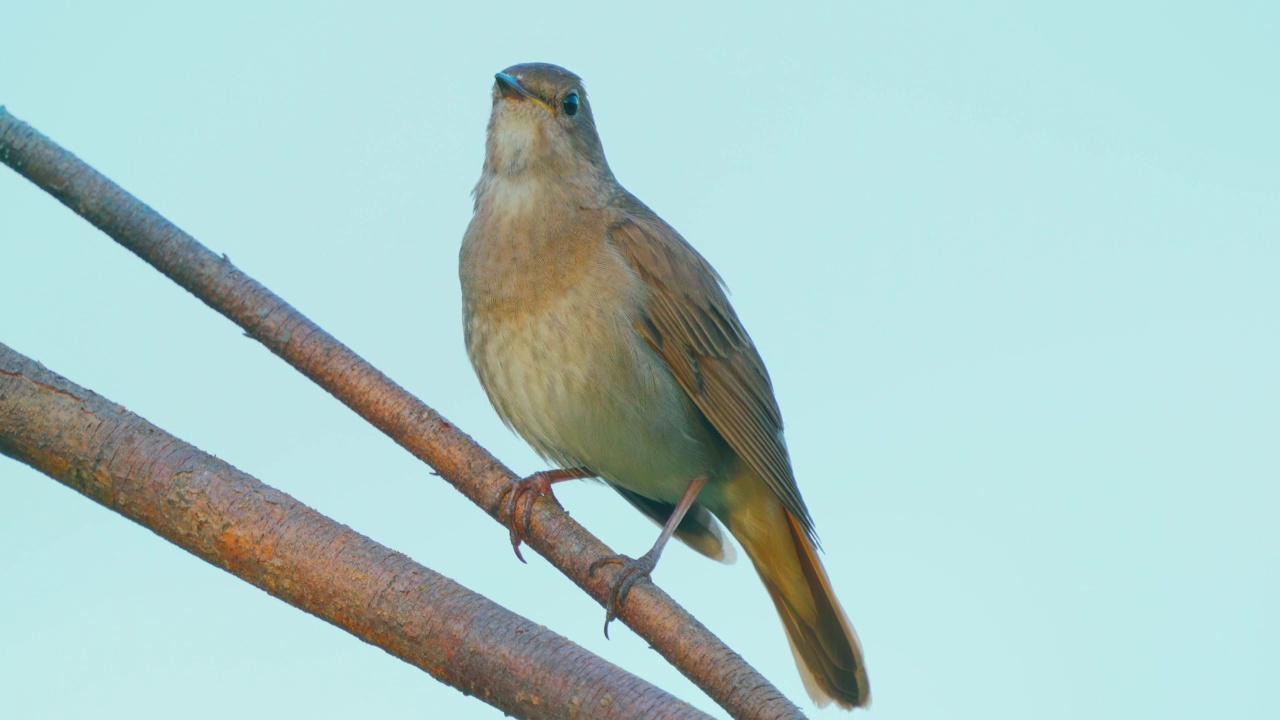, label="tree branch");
[0,107,806,720]
[0,342,710,719]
